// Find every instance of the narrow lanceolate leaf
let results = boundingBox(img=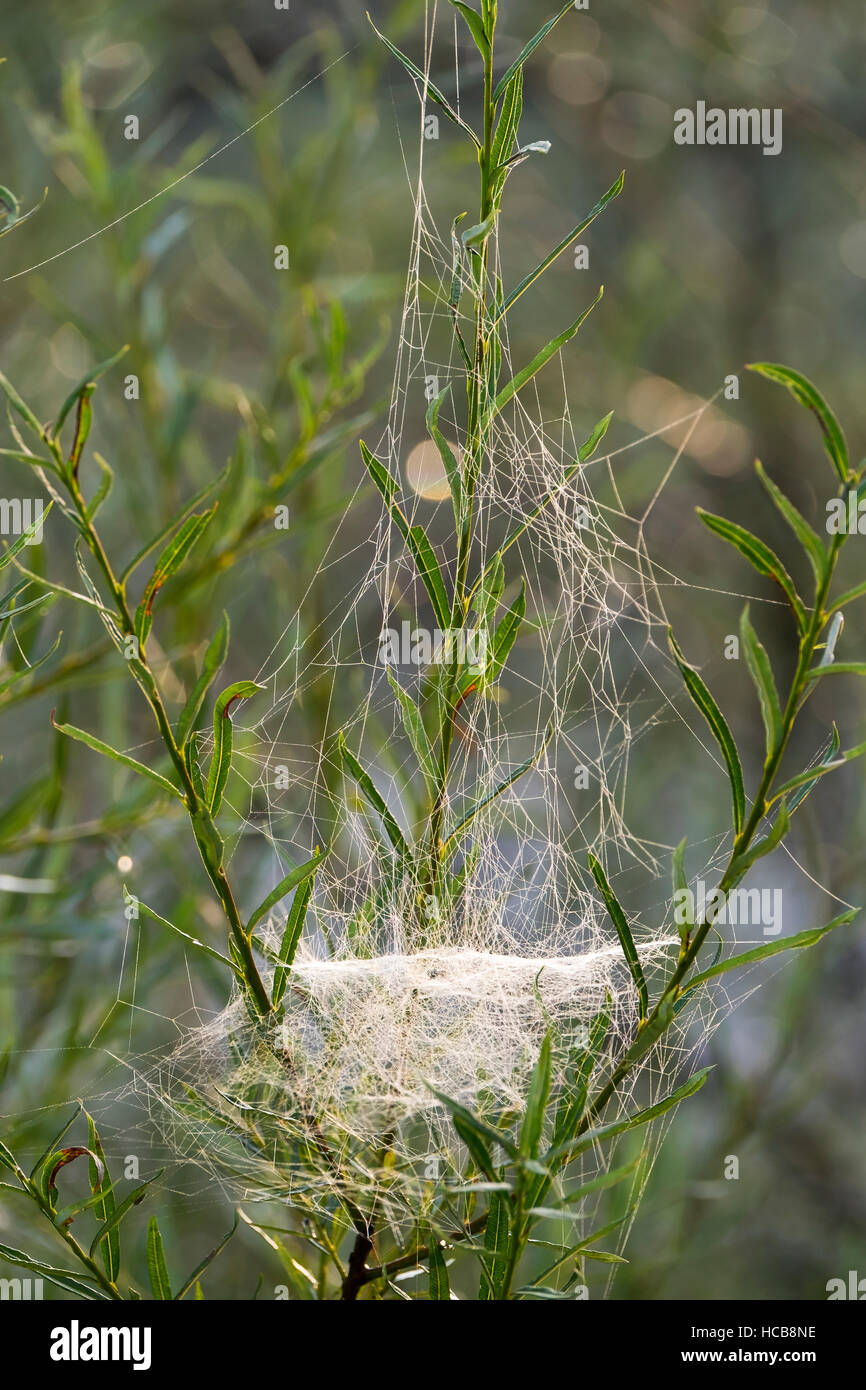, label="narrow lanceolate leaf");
[51,714,182,799]
[428,1086,518,1159]
[519,1032,552,1158]
[135,507,216,643]
[479,1190,510,1300]
[697,510,806,632]
[498,175,624,322]
[668,629,745,835]
[805,662,866,682]
[447,1,490,58]
[748,362,849,483]
[368,14,481,147]
[87,1114,118,1283]
[772,727,866,808]
[552,999,611,1150]
[177,611,230,746]
[129,890,236,972]
[672,838,689,941]
[428,1233,450,1301]
[444,721,553,847]
[493,287,603,416]
[492,0,582,102]
[0,369,53,450]
[755,459,828,589]
[206,681,264,816]
[426,387,463,528]
[337,731,409,861]
[146,1216,172,1300]
[53,346,129,438]
[174,1213,239,1300]
[271,871,317,1007]
[387,671,437,797]
[360,442,451,630]
[490,68,523,175]
[588,854,648,1019]
[248,847,324,936]
[0,1243,108,1301]
[740,606,782,758]
[729,800,789,878]
[680,912,856,997]
[549,1068,712,1166]
[90,1173,164,1260]
[120,461,230,584]
[485,580,525,687]
[0,501,51,569]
